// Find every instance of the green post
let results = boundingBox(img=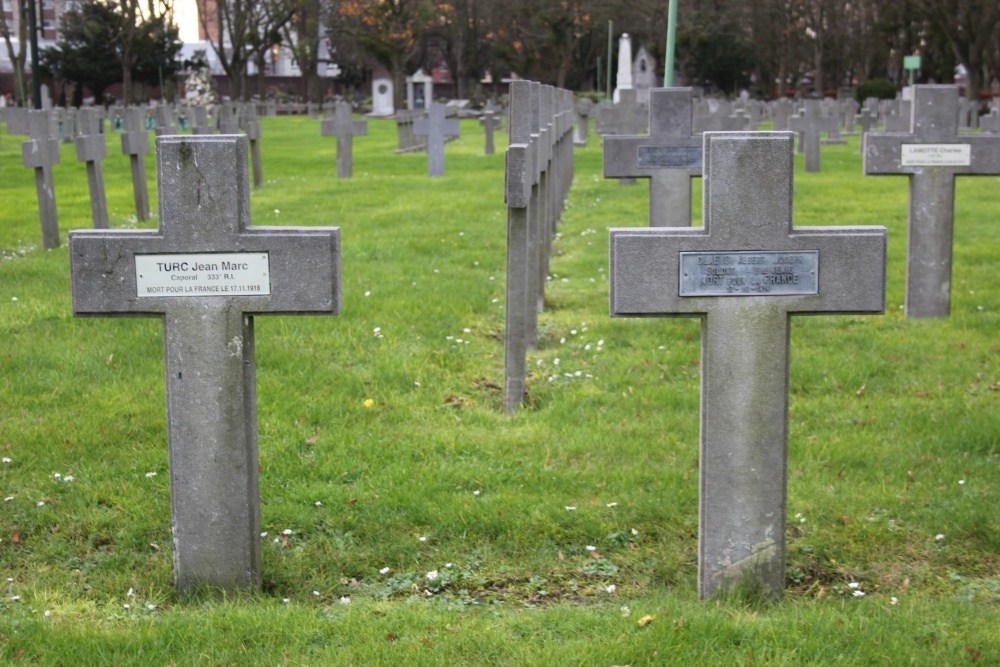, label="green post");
[597,56,603,102]
[606,21,613,107]
[664,0,677,87]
